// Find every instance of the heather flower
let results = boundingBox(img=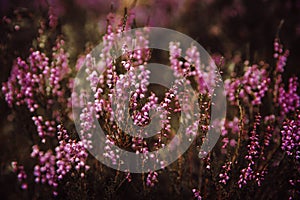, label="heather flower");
[32,116,56,142]
[169,42,183,78]
[219,161,232,185]
[273,38,289,73]
[225,64,270,106]
[31,145,58,194]
[263,115,275,147]
[103,136,120,166]
[48,5,58,28]
[30,125,89,196]
[11,162,27,190]
[281,111,300,159]
[169,42,214,94]
[288,179,300,200]
[192,189,202,200]
[55,125,89,180]
[238,114,263,188]
[48,39,70,94]
[2,53,48,112]
[278,77,300,117]
[186,120,200,138]
[79,100,96,149]
[2,38,70,114]
[146,171,158,187]
[221,117,239,150]
[125,172,132,182]
[273,38,290,105]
